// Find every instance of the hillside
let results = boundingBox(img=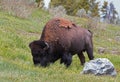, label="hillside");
[0,9,120,82]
